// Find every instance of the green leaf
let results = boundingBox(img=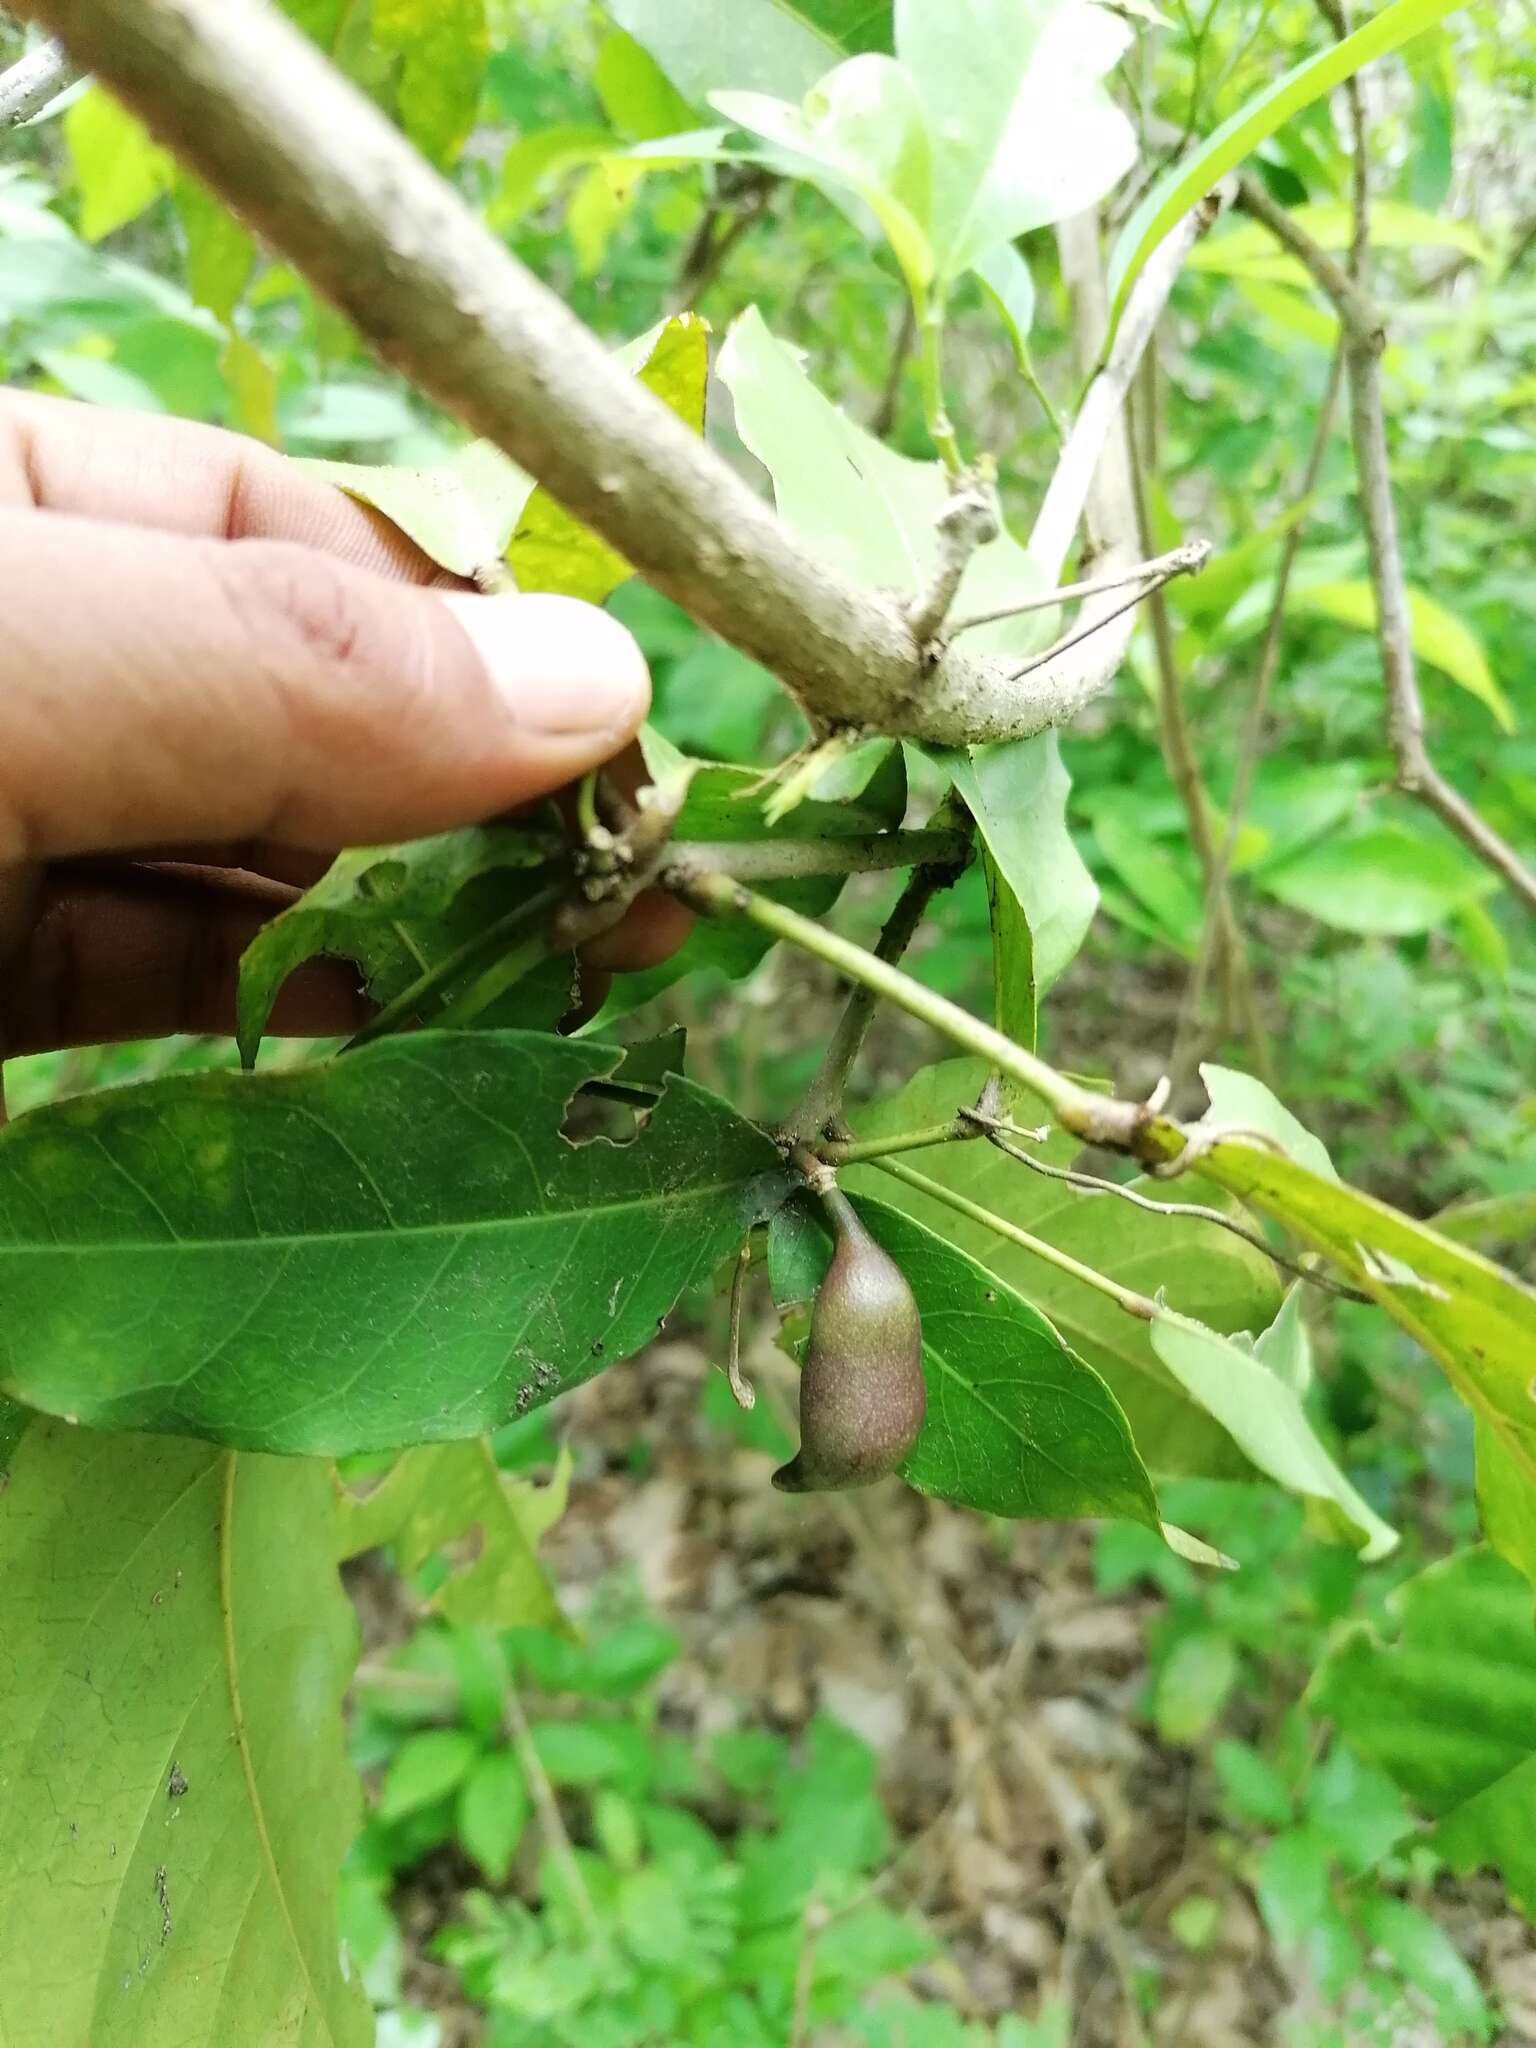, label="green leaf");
[65,86,174,242]
[1154,1630,1239,1743]
[718,307,1046,645]
[604,0,892,104]
[595,28,697,140]
[1201,1062,1339,1183]
[457,1751,530,1884]
[376,1728,481,1821]
[508,314,710,601]
[297,318,703,589]
[896,0,1136,282]
[1106,0,1467,332]
[173,176,257,322]
[1212,1739,1295,1827]
[373,0,489,165]
[1090,803,1204,955]
[1356,1897,1489,2039]
[0,1031,789,1455]
[768,1191,1163,1529]
[235,825,564,1066]
[299,438,536,580]
[1311,1547,1536,1917]
[1150,1309,1397,1559]
[1289,580,1514,732]
[1197,1124,1536,1583]
[489,124,618,229]
[844,1058,1282,1478]
[337,1438,571,1633]
[714,57,935,299]
[972,239,1037,363]
[1257,825,1498,937]
[939,731,1099,1045]
[0,1419,371,2046]
[1431,1191,1536,1258]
